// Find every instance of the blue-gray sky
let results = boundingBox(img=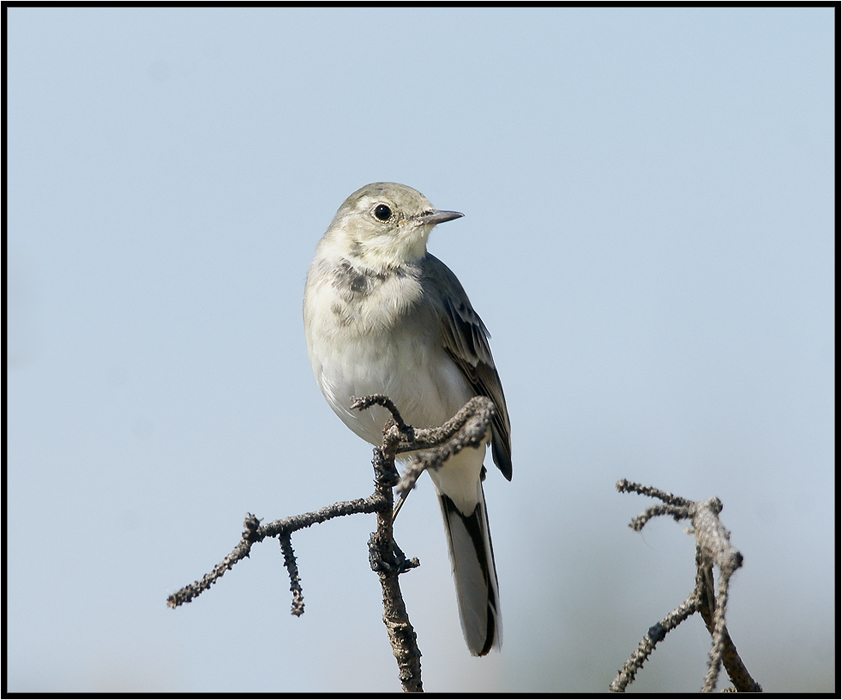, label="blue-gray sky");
[7,6,835,693]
